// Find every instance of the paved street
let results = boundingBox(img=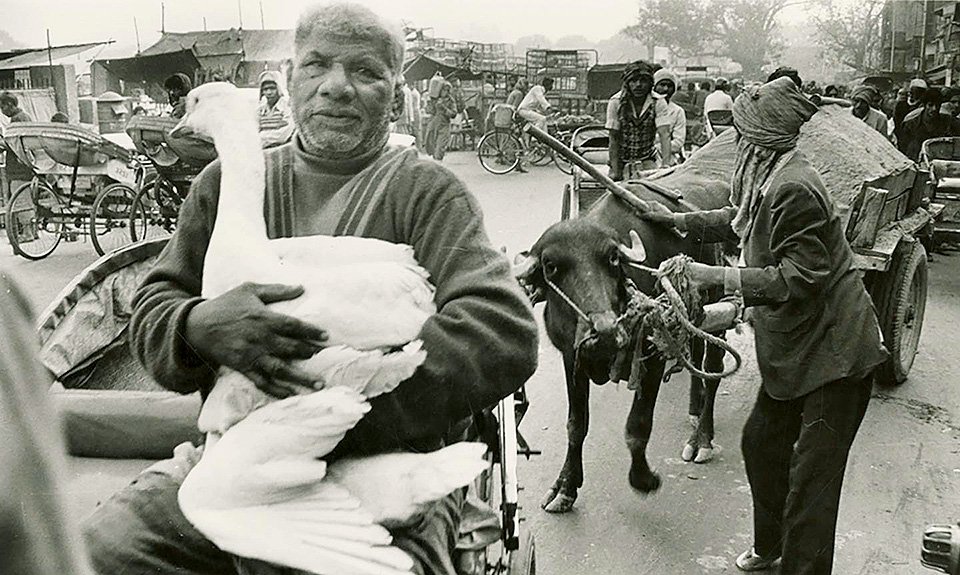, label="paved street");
[3,150,960,573]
